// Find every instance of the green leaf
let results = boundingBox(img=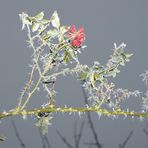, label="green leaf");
[34,11,44,21]
[32,22,40,32]
[51,11,60,29]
